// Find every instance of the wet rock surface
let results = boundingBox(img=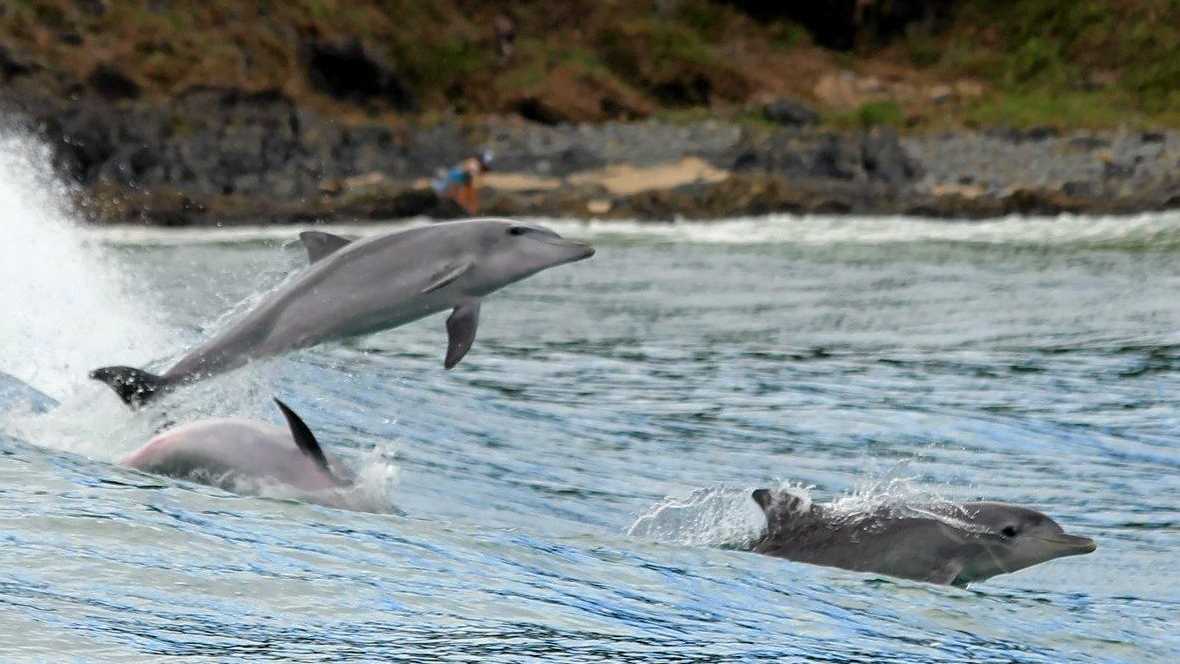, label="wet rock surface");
[3,87,1179,224]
